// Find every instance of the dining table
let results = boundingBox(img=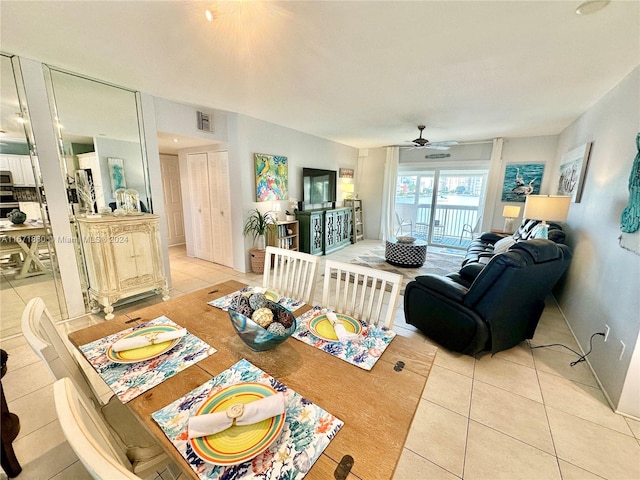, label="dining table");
[0,222,50,279]
[67,279,438,480]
